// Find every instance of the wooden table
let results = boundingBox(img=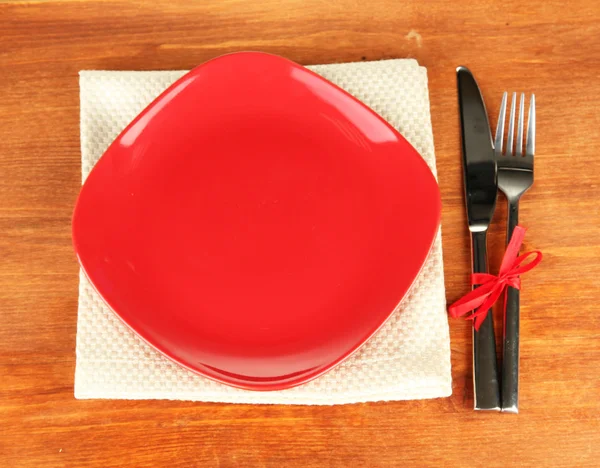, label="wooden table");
[2,1,599,466]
